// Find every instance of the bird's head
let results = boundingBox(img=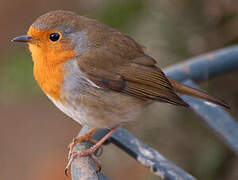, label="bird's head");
[12,10,93,65]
